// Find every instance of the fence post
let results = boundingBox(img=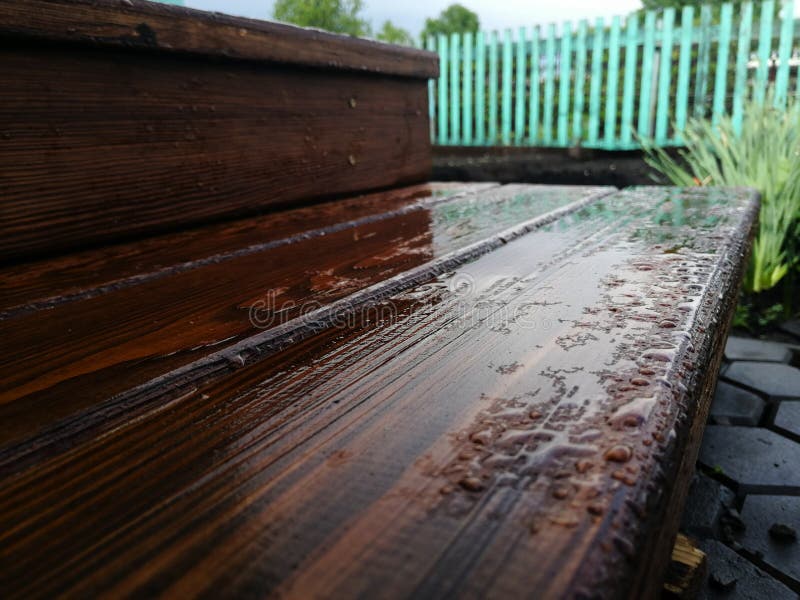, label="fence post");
[573,19,589,144]
[604,16,621,148]
[732,2,754,134]
[558,22,573,146]
[516,27,528,144]
[655,7,675,144]
[463,32,473,144]
[712,3,734,125]
[754,0,775,105]
[620,14,638,146]
[674,6,694,140]
[529,26,541,144]
[489,31,498,143]
[450,32,461,144]
[475,32,486,144]
[502,29,513,145]
[693,4,713,117]
[437,34,449,145]
[426,36,436,144]
[588,17,604,145]
[543,23,557,144]
[774,0,795,107]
